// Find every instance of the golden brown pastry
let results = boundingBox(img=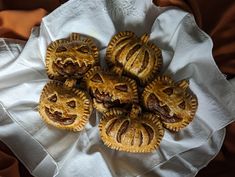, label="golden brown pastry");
[46,33,99,81]
[38,80,92,131]
[142,75,198,132]
[83,66,139,113]
[99,105,164,153]
[106,31,162,85]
